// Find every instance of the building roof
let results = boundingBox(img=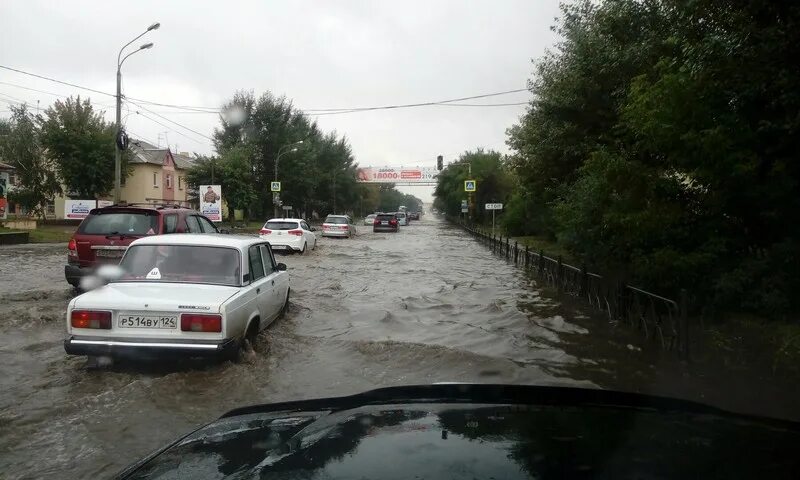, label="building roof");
[130,233,263,250]
[129,139,196,170]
